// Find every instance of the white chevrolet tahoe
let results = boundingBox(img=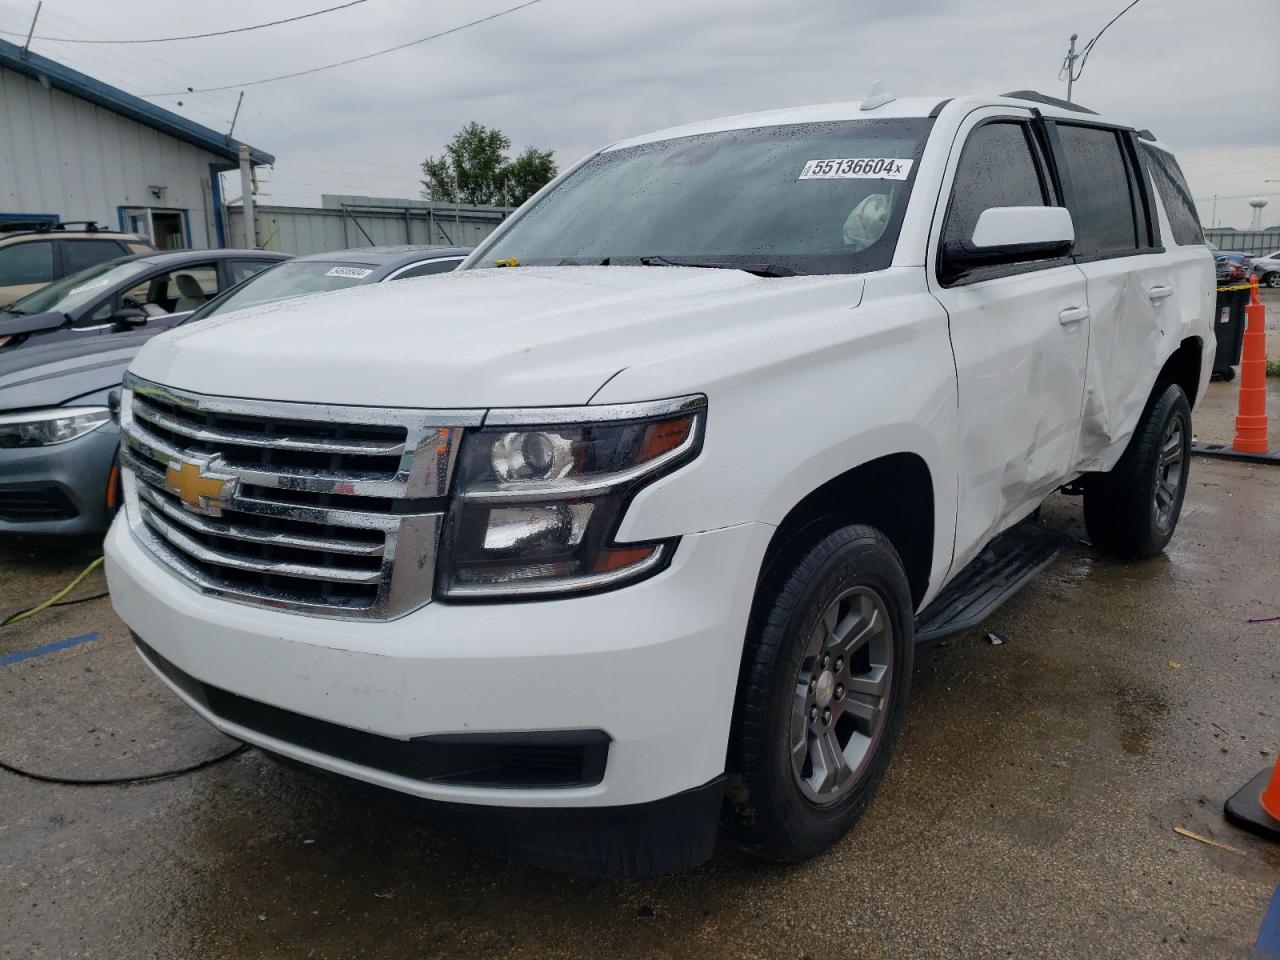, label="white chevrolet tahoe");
[105,90,1215,876]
